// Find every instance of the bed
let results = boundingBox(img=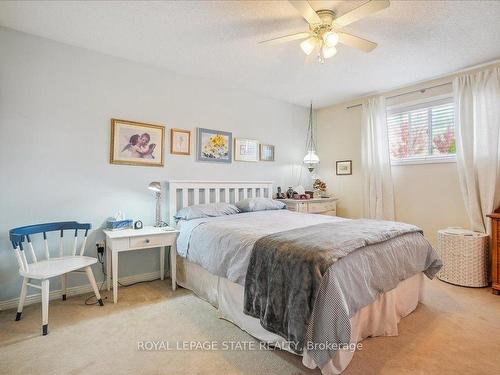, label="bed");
[168,181,441,374]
